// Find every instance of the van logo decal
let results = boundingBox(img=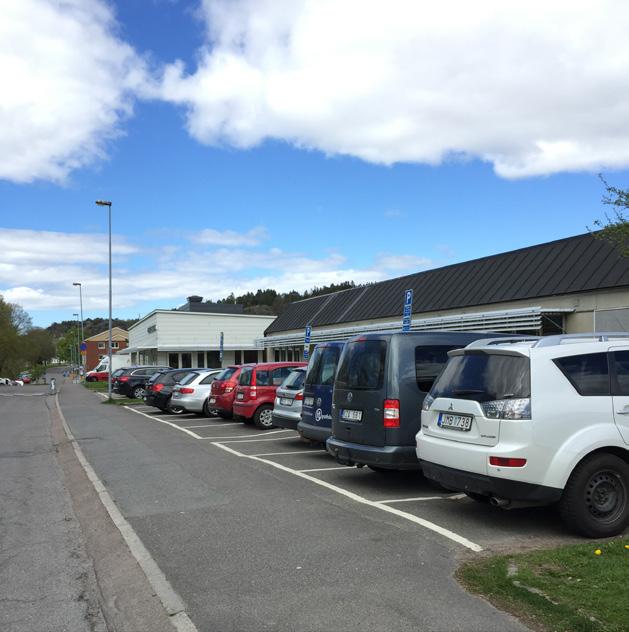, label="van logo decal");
[448,403,454,411]
[347,392,353,402]
[316,397,322,407]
